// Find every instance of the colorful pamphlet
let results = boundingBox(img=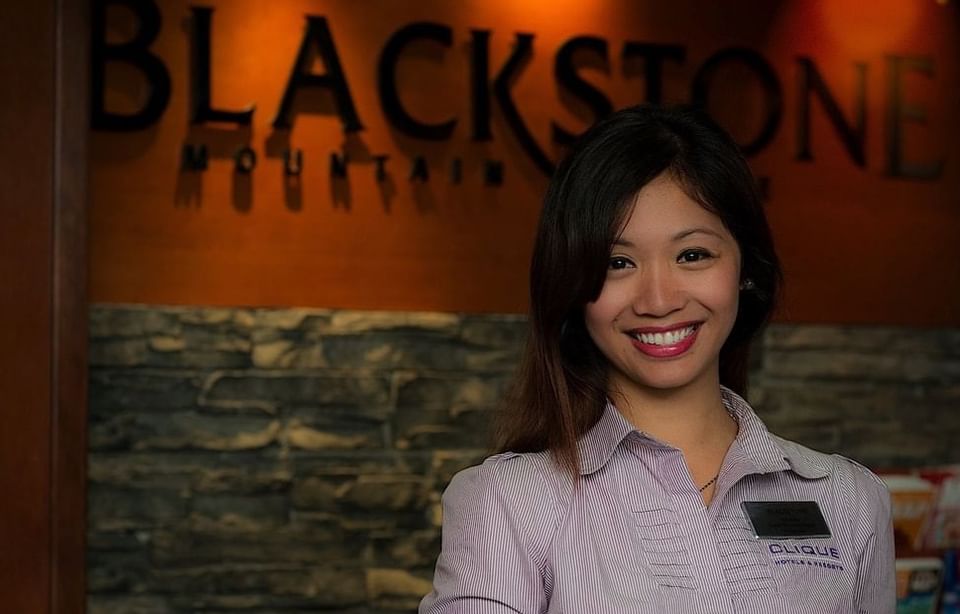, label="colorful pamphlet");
[895,558,943,614]
[918,468,960,551]
[883,474,939,553]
